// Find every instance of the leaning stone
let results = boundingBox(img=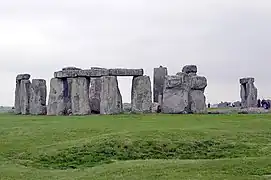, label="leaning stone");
[189,90,207,113]
[108,68,143,76]
[190,76,207,90]
[14,80,21,114]
[100,76,123,114]
[70,77,91,115]
[47,78,66,115]
[182,65,197,74]
[153,66,168,103]
[89,77,102,113]
[131,76,152,113]
[29,79,47,115]
[19,80,31,115]
[162,75,190,114]
[16,74,30,81]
